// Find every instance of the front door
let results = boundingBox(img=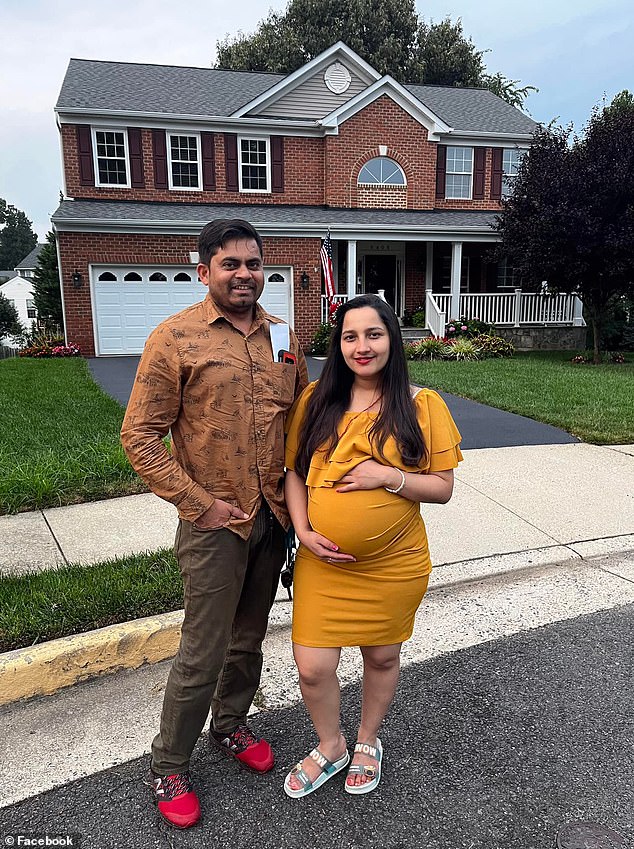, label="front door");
[363,255,397,310]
